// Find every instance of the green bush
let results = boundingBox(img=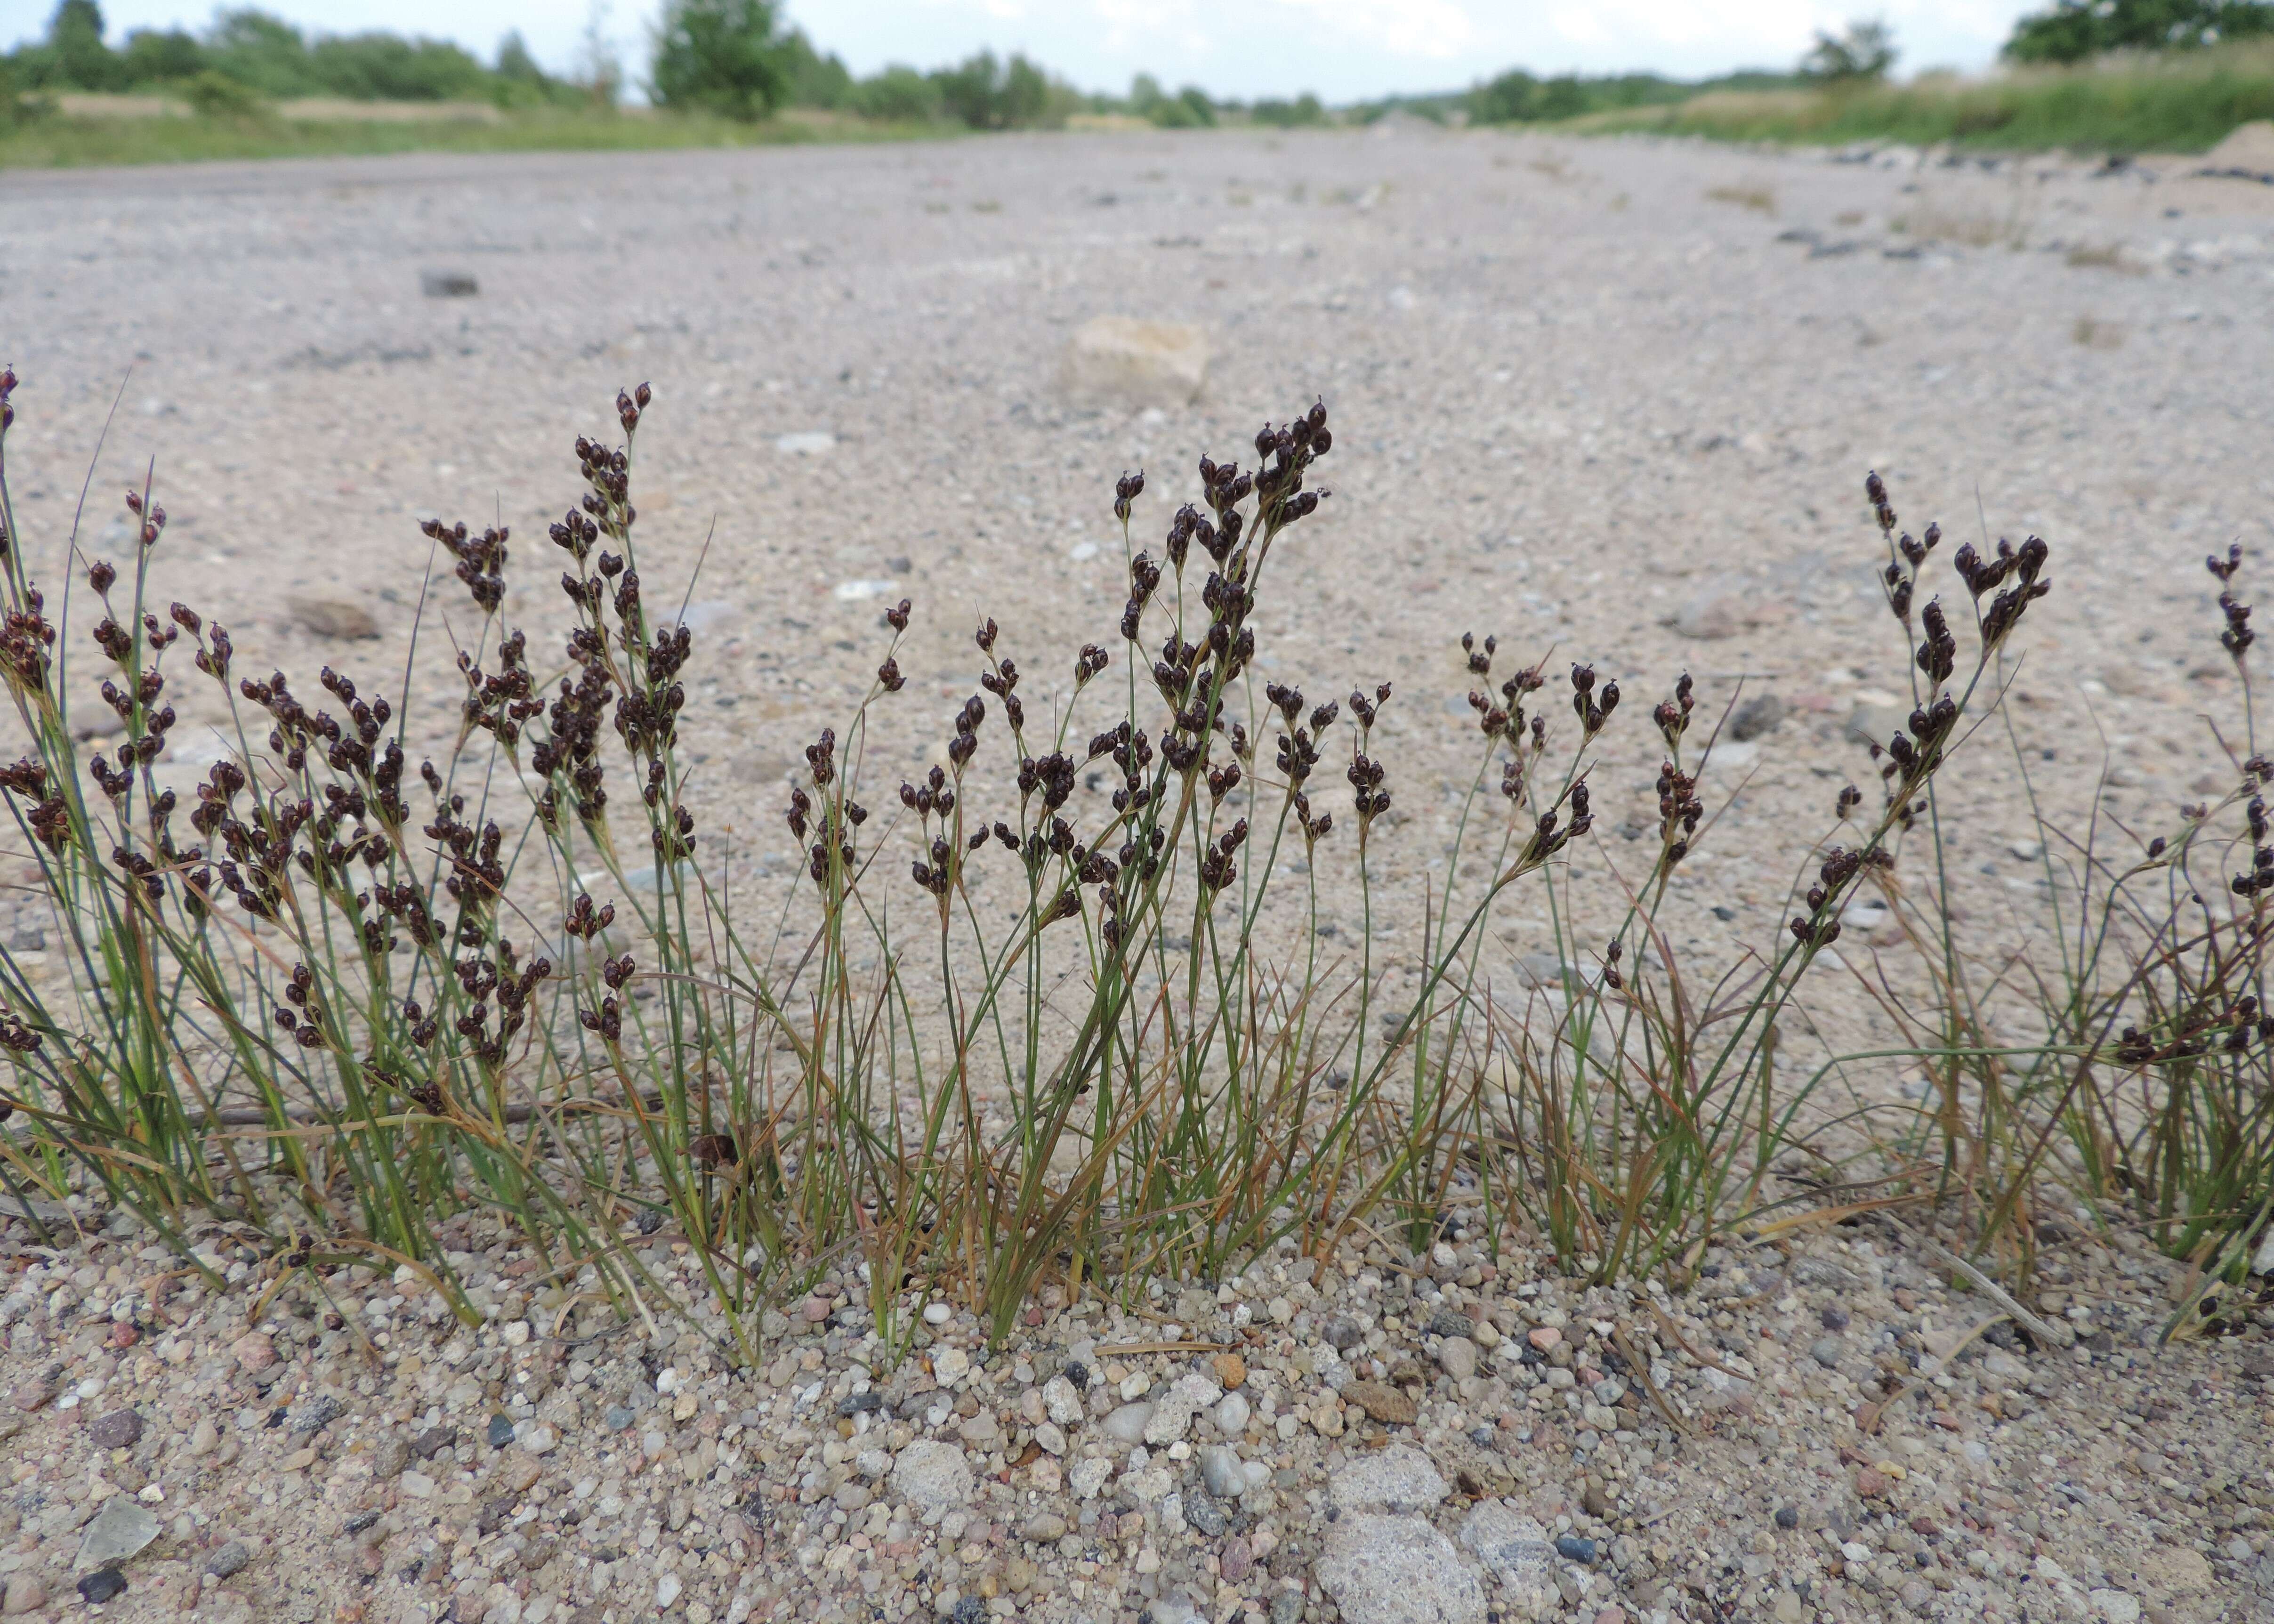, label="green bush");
[853,65,941,123]
[306,34,488,102]
[933,49,1051,129]
[1251,92,1326,127]
[183,69,265,119]
[650,0,788,121]
[121,27,206,87]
